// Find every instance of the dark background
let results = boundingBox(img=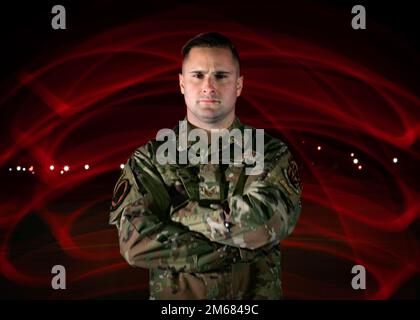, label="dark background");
[0,0,418,299]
